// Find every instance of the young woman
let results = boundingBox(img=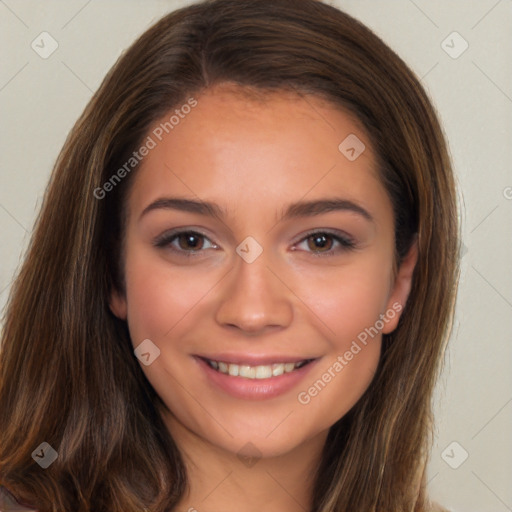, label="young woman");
[0,0,459,511]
